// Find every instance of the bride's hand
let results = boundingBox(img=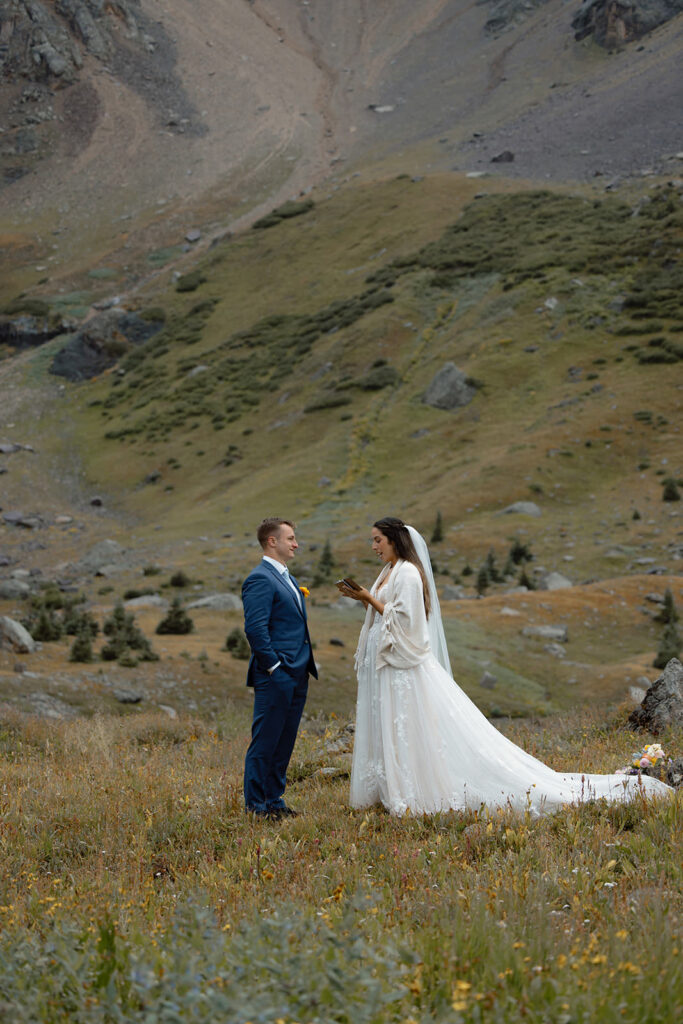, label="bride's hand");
[336,581,370,602]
